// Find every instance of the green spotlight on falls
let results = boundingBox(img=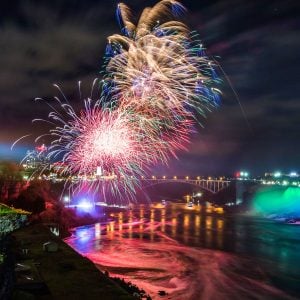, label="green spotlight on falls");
[253,187,300,218]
